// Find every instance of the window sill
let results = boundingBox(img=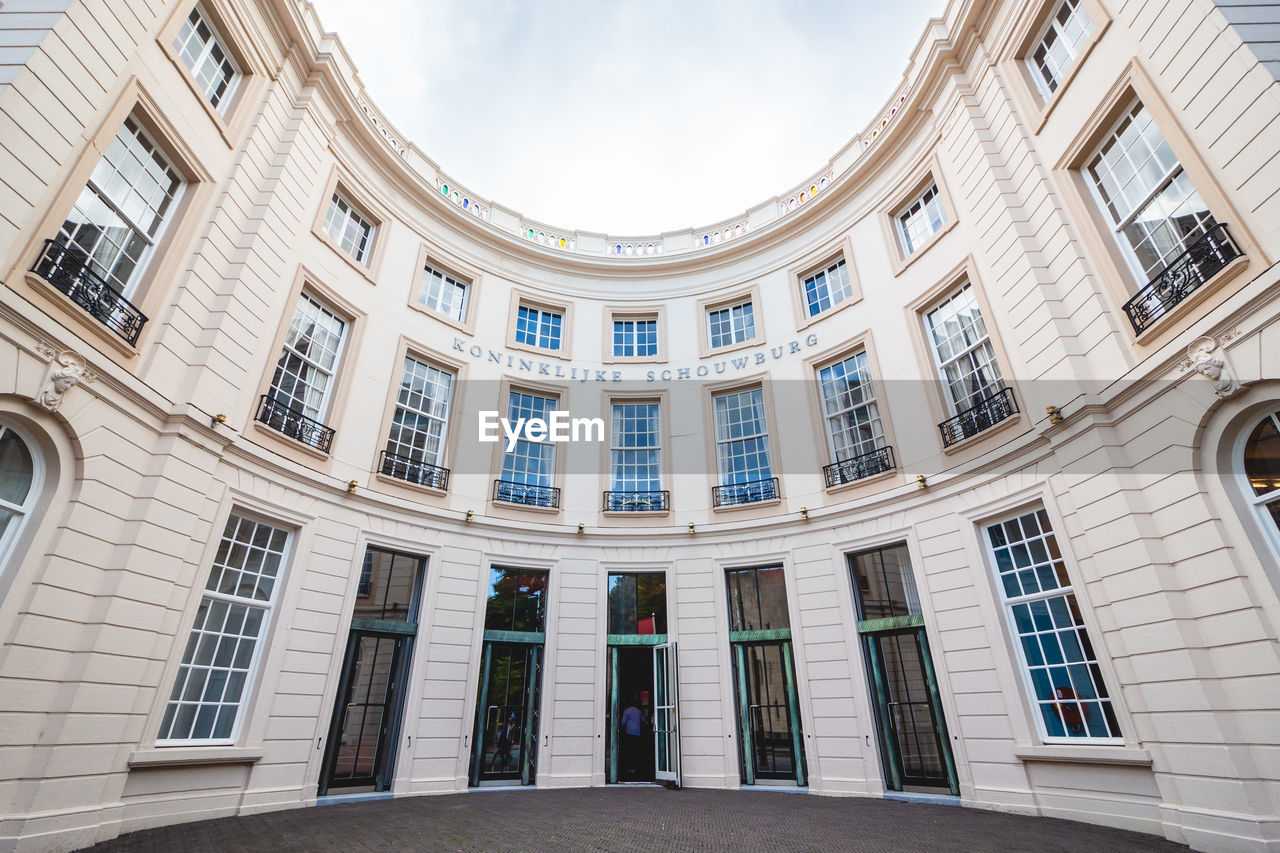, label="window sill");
[823,467,898,496]
[602,510,672,519]
[406,298,474,336]
[703,336,761,359]
[711,497,782,514]
[159,43,237,148]
[311,225,379,287]
[940,409,1027,456]
[24,271,142,360]
[374,471,448,499]
[1029,19,1110,136]
[1131,254,1250,346]
[794,289,861,332]
[250,420,333,462]
[490,498,561,515]
[1012,744,1151,767]
[129,745,264,768]
[890,216,958,278]
[504,339,571,362]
